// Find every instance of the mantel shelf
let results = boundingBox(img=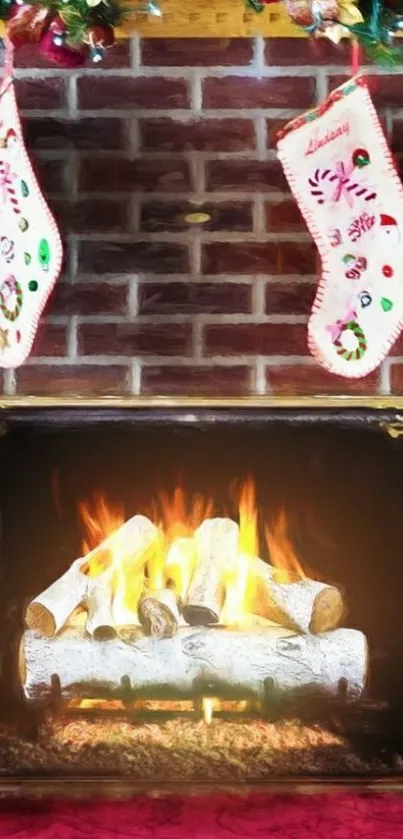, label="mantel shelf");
[116,0,303,37]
